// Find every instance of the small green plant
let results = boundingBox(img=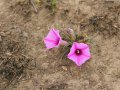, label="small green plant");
[51,0,57,12]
